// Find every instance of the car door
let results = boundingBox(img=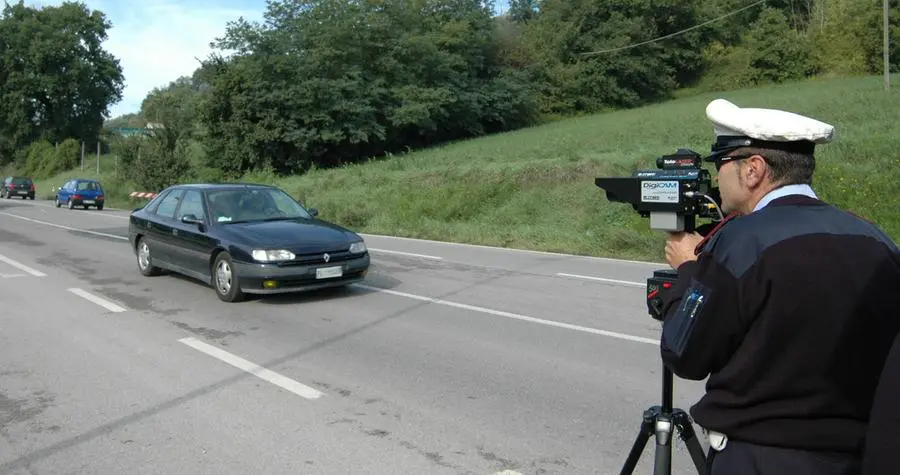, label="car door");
[145,189,184,265]
[169,190,216,280]
[57,181,72,204]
